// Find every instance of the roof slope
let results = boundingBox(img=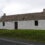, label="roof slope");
[0,12,45,21]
